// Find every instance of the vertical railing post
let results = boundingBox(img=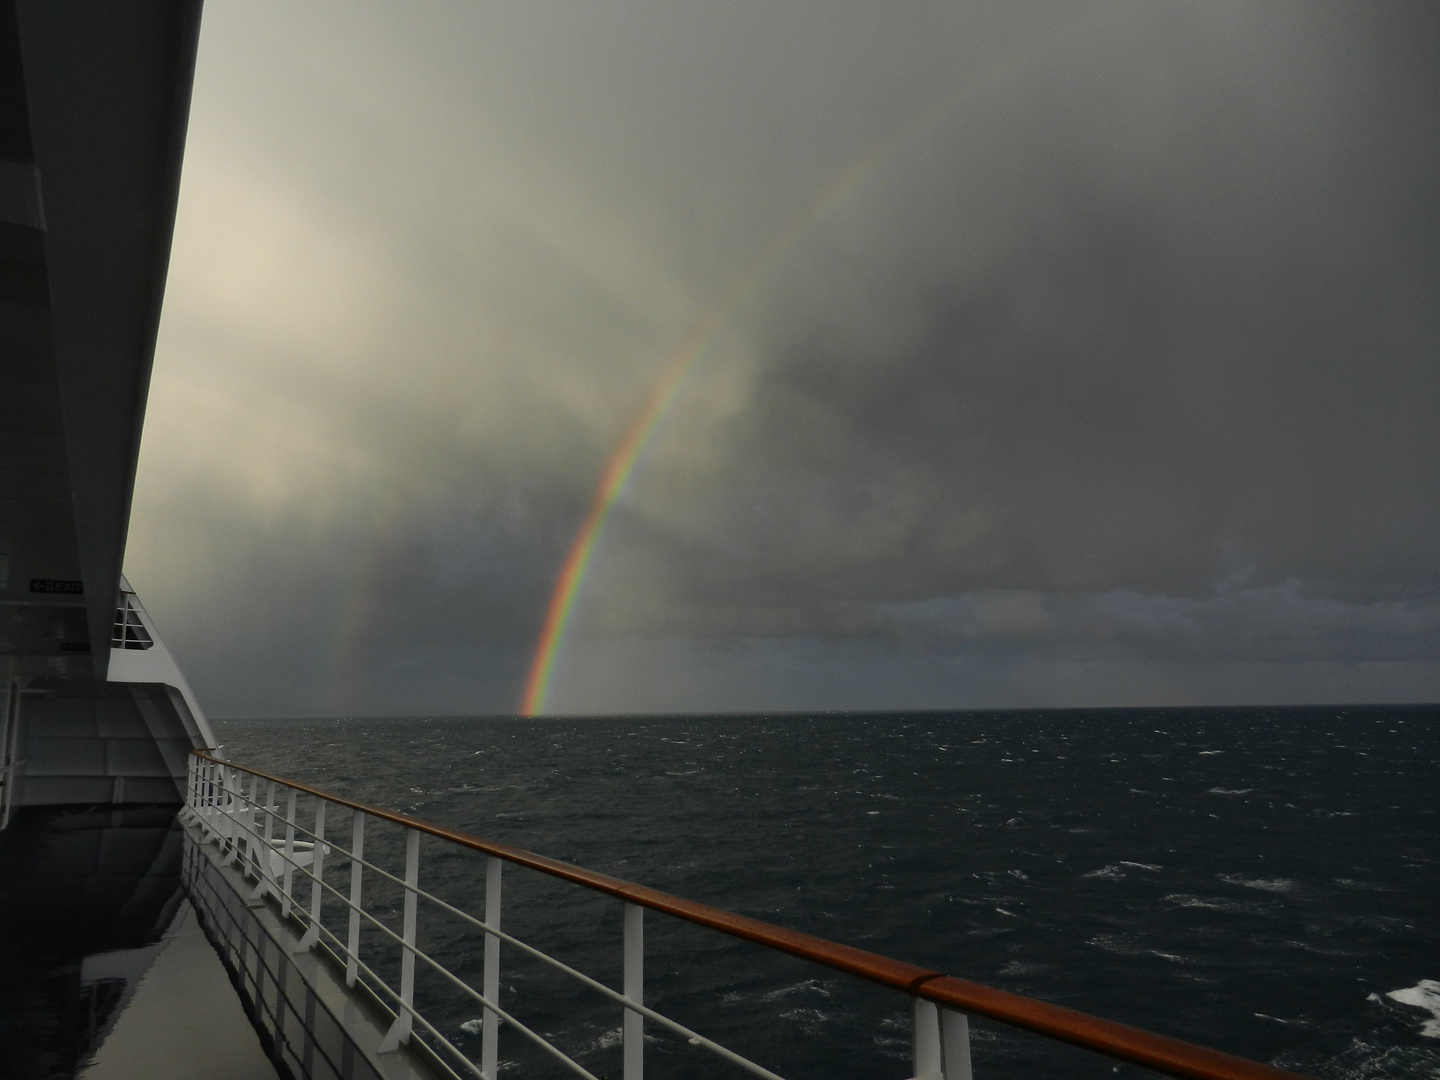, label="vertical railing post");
[250,778,277,898]
[297,799,326,951]
[913,998,942,1080]
[379,827,419,1052]
[213,764,226,849]
[346,809,364,986]
[482,856,502,1080]
[221,768,240,865]
[624,902,644,1080]
[941,1007,973,1080]
[281,787,298,918]
[246,773,265,870]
